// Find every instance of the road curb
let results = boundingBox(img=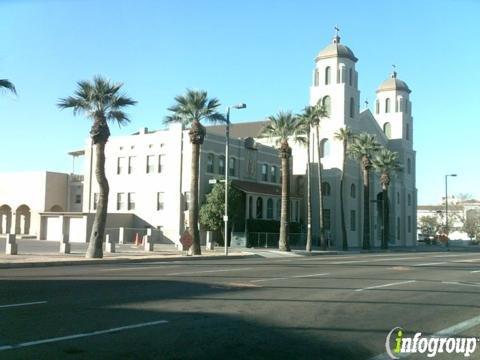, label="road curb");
[0,253,260,269]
